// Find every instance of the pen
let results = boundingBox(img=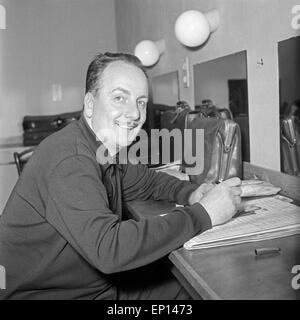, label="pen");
[233,210,257,220]
[255,247,281,255]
